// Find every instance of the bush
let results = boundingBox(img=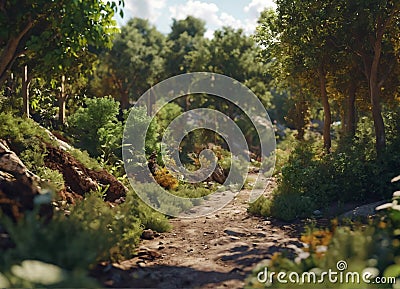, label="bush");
[246,178,400,289]
[36,167,65,192]
[154,167,179,190]
[67,148,103,171]
[67,96,121,159]
[0,260,98,288]
[0,112,54,165]
[249,112,400,220]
